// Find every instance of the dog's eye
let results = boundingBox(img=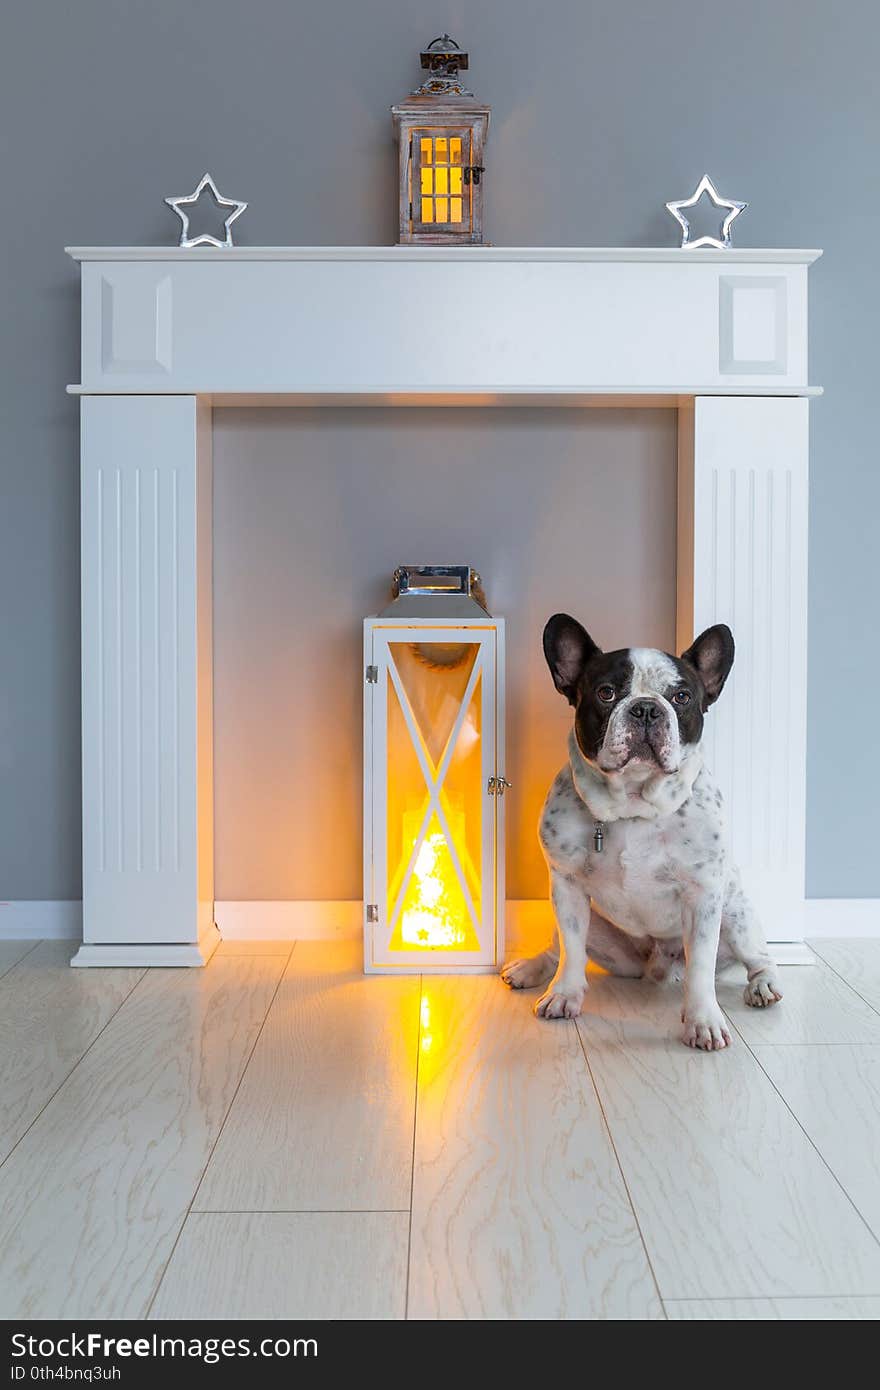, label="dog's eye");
[596,684,616,703]
[672,689,691,706]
